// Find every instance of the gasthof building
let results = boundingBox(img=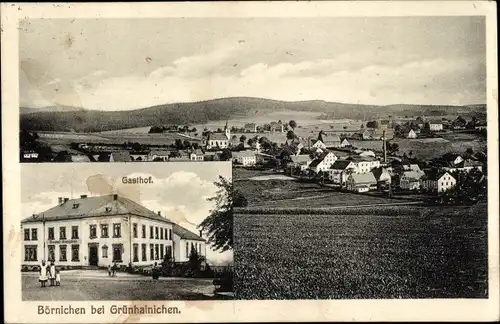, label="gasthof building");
[21,194,206,268]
